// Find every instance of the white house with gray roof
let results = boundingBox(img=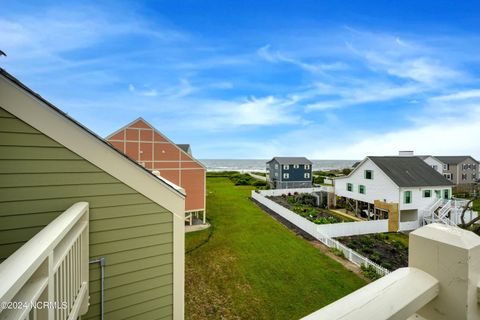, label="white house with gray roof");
[335,156,454,230]
[266,157,313,189]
